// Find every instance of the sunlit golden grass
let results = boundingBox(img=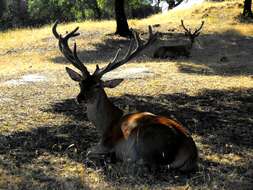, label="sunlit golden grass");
[138,0,253,35]
[1,0,252,52]
[0,20,116,51]
[0,0,253,189]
